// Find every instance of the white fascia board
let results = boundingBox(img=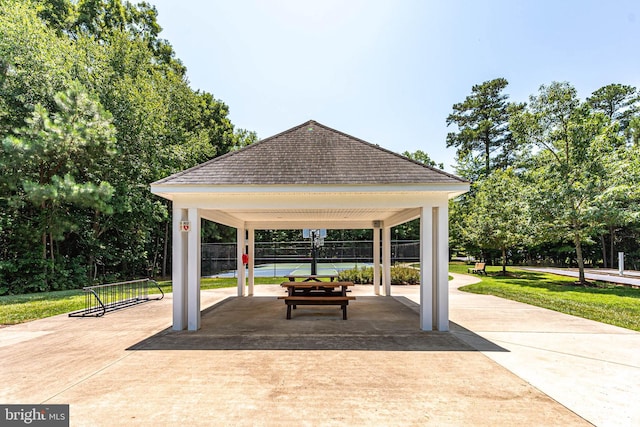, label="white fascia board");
[150,182,469,196]
[156,191,464,211]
